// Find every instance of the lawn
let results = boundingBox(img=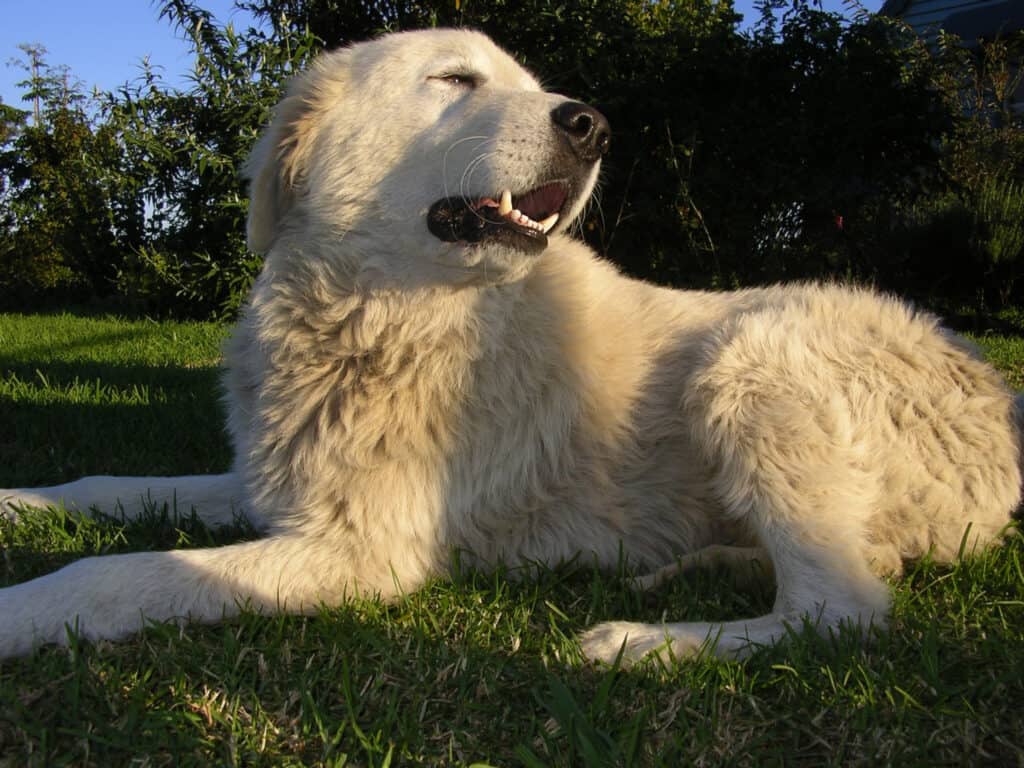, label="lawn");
[1,311,1023,766]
